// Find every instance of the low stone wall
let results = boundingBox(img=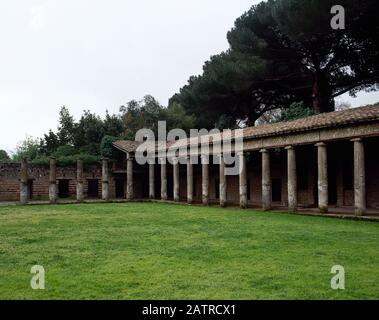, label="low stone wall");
[0,163,103,201]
